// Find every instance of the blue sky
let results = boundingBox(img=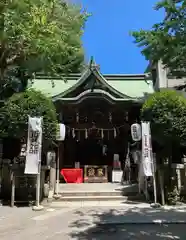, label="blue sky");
[80,0,164,74]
